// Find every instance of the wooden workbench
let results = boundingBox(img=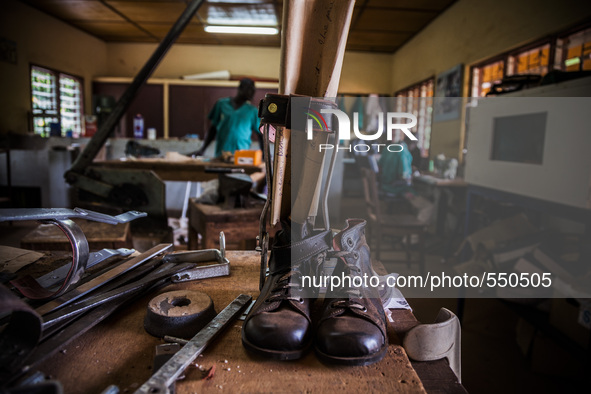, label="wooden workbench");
[34,251,460,393]
[188,200,278,250]
[92,155,263,182]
